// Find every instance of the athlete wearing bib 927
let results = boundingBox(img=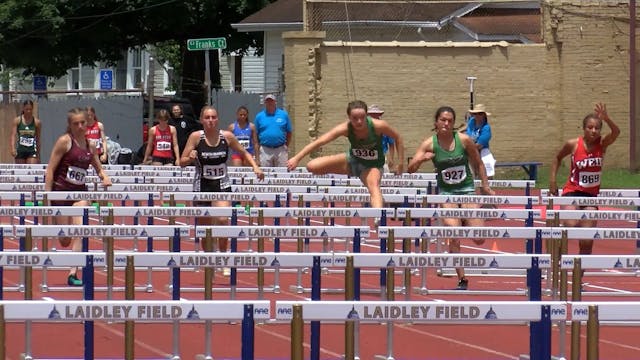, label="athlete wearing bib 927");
[287,100,404,209]
[549,102,620,257]
[407,105,494,291]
